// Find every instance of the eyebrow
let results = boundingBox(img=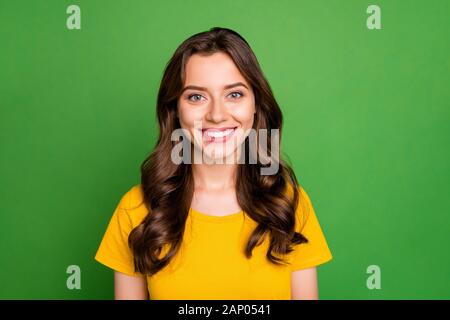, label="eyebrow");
[181,82,249,94]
